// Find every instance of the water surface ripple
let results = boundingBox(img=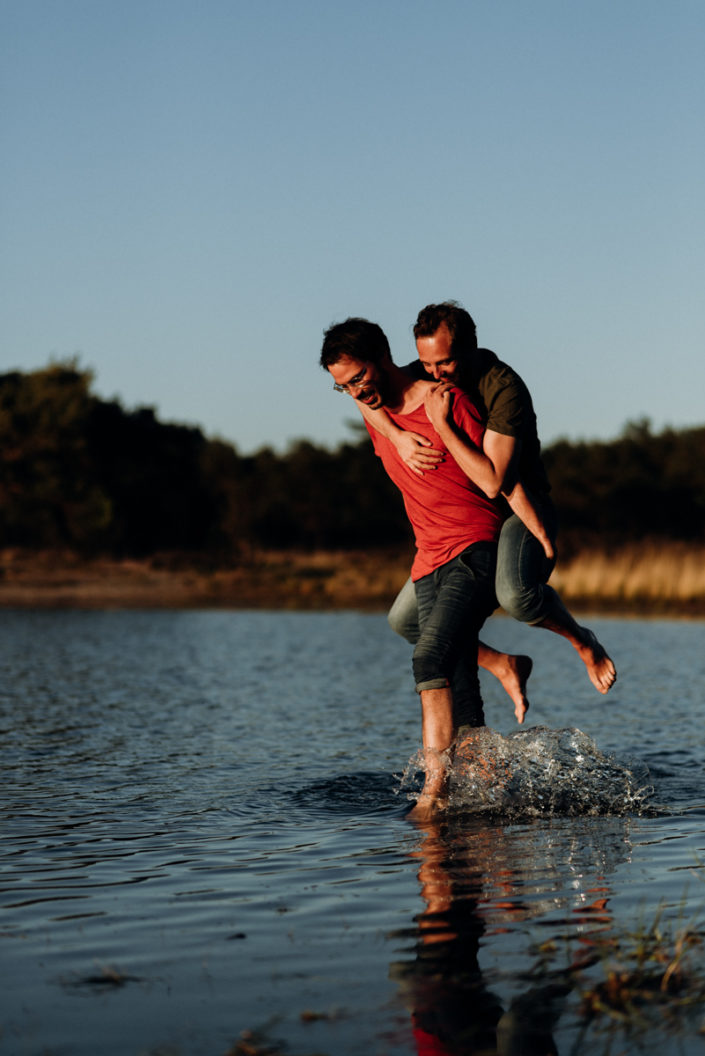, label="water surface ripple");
[1,610,704,1055]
